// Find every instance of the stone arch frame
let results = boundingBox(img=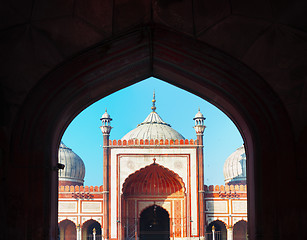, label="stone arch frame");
[206,220,228,240]
[8,25,293,239]
[233,220,248,240]
[122,163,186,196]
[207,219,228,230]
[139,205,171,240]
[233,219,248,226]
[58,218,77,226]
[58,219,77,240]
[139,204,171,219]
[82,219,102,240]
[122,164,187,239]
